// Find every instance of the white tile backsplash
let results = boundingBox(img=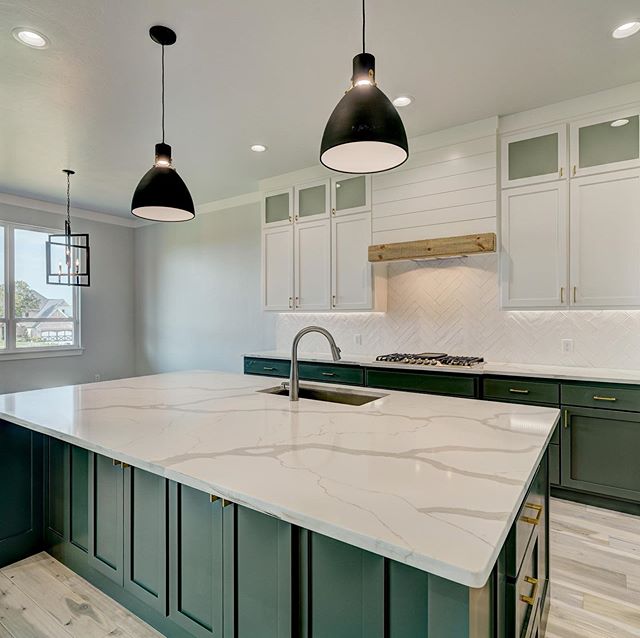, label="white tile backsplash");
[275,254,640,370]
